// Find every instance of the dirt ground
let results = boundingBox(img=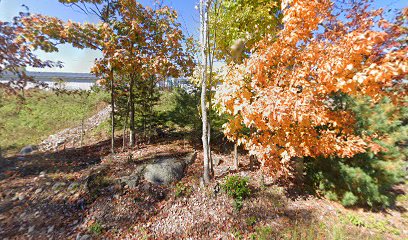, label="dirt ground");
[0,137,407,239]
